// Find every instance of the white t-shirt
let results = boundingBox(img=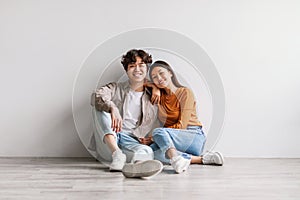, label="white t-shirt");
[122,89,143,133]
